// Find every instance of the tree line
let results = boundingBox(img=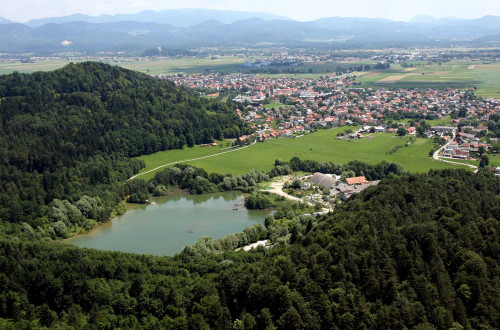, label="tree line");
[0,169,498,328]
